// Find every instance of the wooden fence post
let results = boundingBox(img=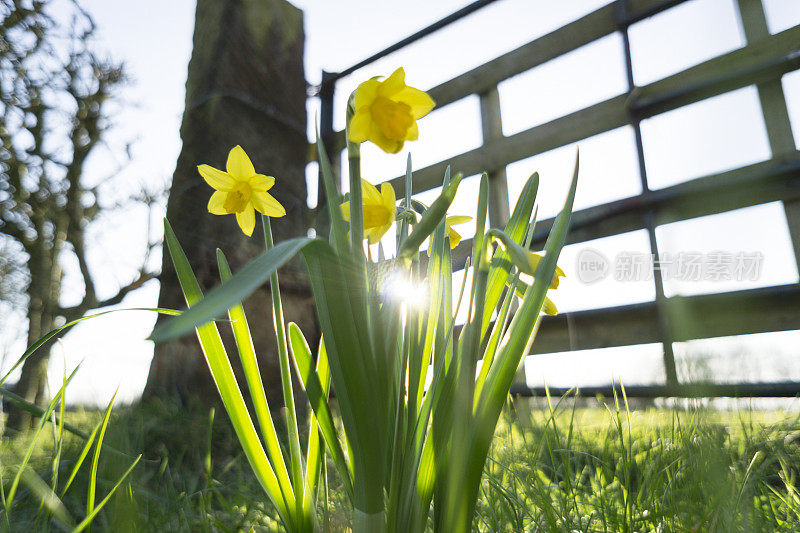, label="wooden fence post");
[736,0,800,273]
[479,86,511,228]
